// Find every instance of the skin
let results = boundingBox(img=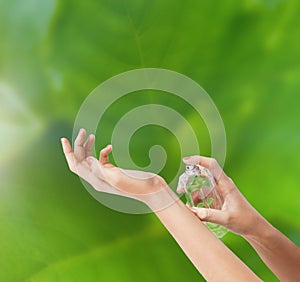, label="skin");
[184,156,300,282]
[61,128,175,209]
[61,129,263,281]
